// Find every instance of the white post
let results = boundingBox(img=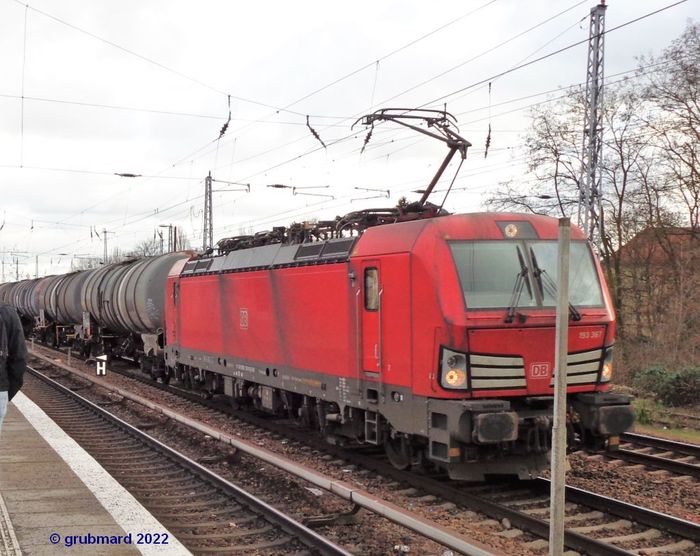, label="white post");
[67,347,72,367]
[549,217,570,556]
